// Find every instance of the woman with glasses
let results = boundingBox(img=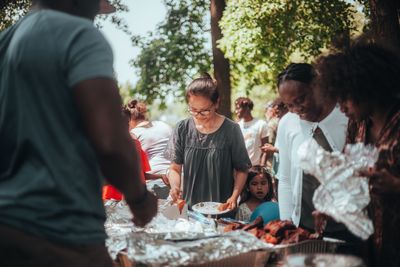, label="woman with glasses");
[165,73,251,210]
